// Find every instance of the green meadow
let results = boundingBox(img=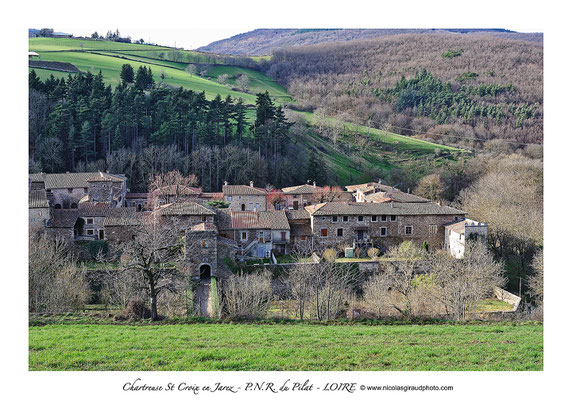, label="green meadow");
[29,322,542,371]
